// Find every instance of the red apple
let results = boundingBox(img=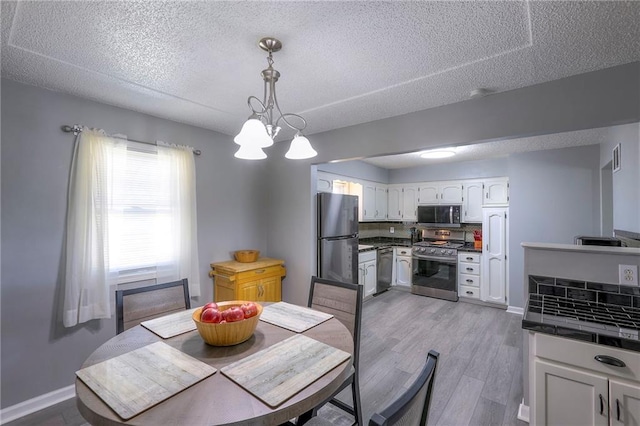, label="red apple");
[223,306,245,322]
[203,302,218,311]
[241,302,258,319]
[200,307,222,323]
